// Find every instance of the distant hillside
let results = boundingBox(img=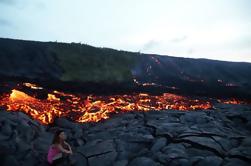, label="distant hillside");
[0,38,251,99]
[0,38,137,83]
